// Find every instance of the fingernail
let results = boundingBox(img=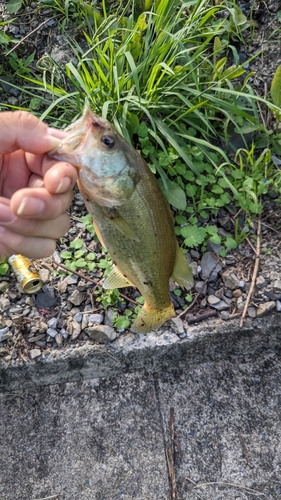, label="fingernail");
[47,127,68,140]
[17,197,45,217]
[46,135,61,151]
[55,176,72,194]
[0,203,17,223]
